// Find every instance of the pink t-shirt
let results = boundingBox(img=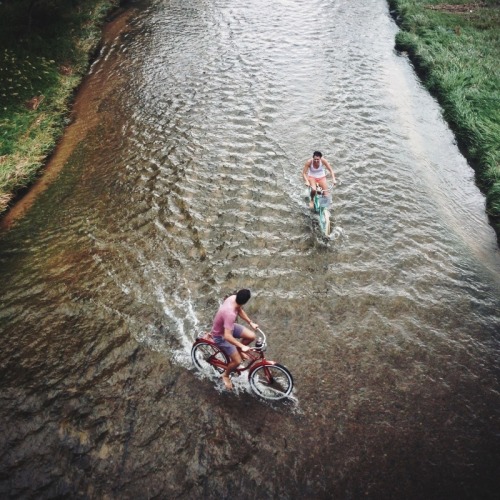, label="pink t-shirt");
[211,296,238,337]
